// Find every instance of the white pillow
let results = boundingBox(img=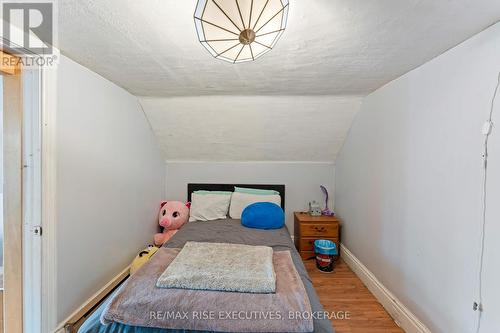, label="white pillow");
[189,191,232,222]
[229,192,281,219]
